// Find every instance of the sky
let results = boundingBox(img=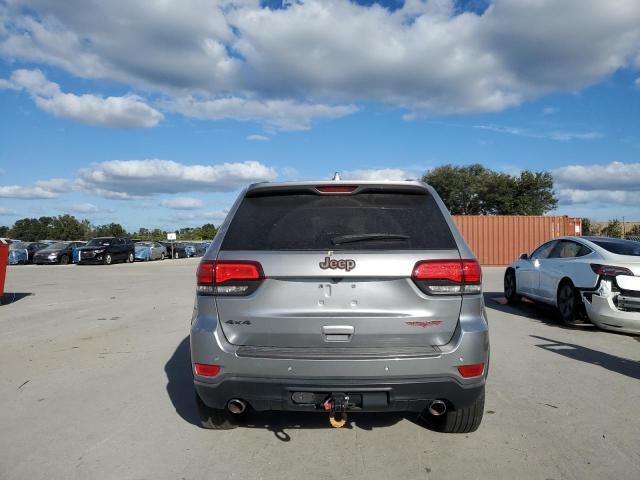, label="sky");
[1,0,639,231]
